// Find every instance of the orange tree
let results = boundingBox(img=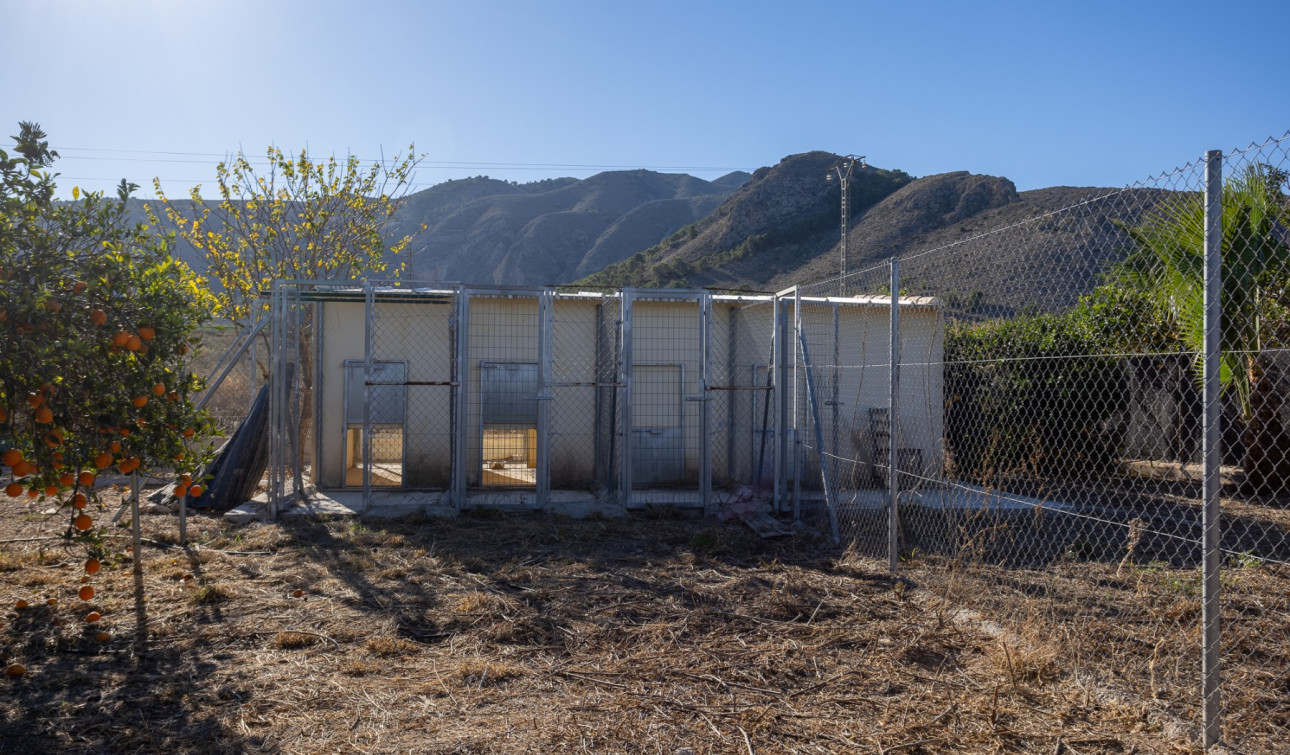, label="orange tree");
[1,123,216,624]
